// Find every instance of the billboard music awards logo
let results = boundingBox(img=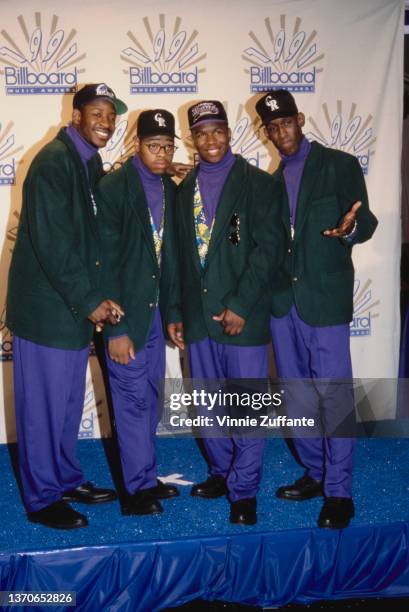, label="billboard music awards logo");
[0,13,84,95]
[229,105,268,168]
[0,307,12,362]
[0,122,23,185]
[0,211,19,361]
[243,15,324,93]
[79,379,102,439]
[100,119,135,173]
[305,101,376,175]
[350,279,380,337]
[121,14,206,94]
